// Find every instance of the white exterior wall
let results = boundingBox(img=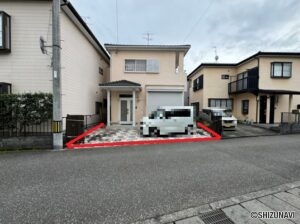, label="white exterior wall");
[0,1,52,93]
[60,11,109,117]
